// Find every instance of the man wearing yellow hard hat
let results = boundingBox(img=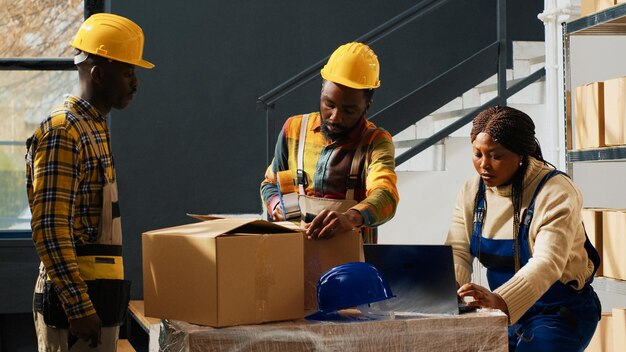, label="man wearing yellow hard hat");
[26,13,153,351]
[261,42,399,243]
